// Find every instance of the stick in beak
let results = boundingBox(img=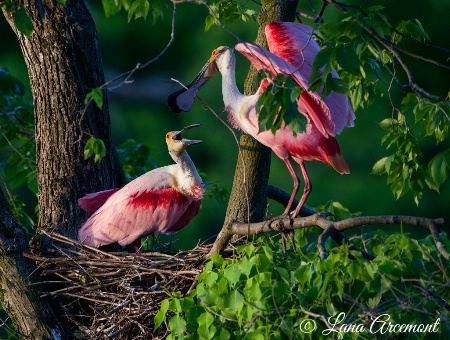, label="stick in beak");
[167,57,218,113]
